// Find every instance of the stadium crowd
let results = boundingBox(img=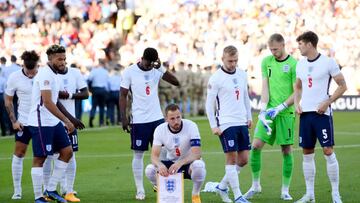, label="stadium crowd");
[0,0,360,131]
